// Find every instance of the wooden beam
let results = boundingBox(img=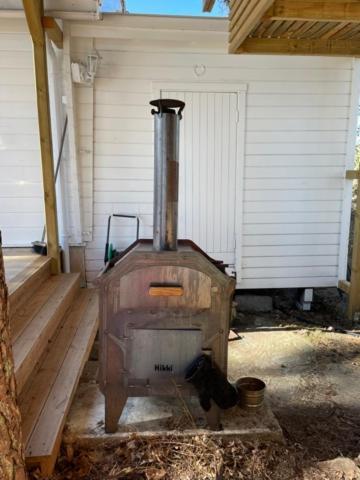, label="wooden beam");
[236,37,360,55]
[42,16,63,49]
[203,0,216,13]
[266,1,360,23]
[229,0,275,53]
[23,0,61,274]
[346,169,360,180]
